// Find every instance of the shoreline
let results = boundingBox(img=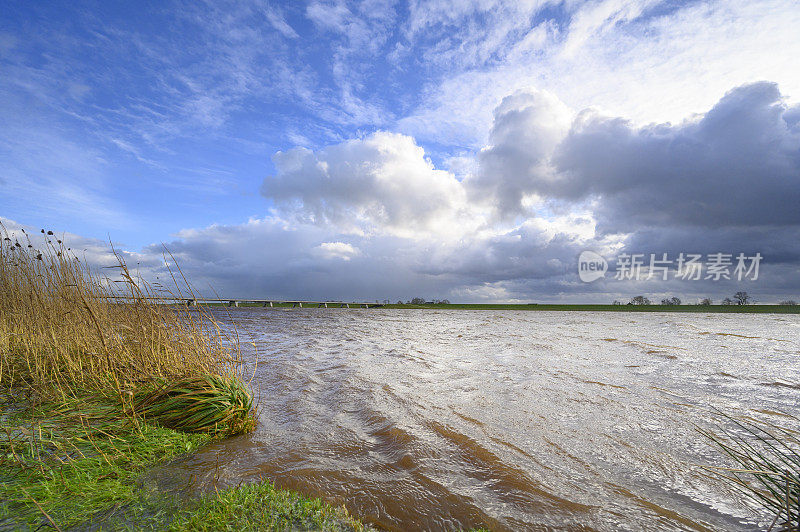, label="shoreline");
[192,302,800,314]
[0,392,371,531]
